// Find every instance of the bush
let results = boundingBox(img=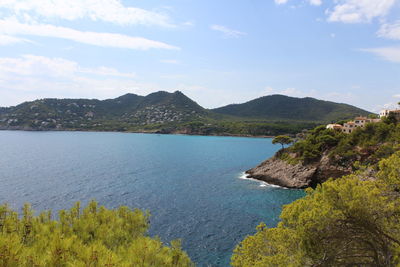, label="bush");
[0,201,193,267]
[232,152,400,267]
[282,121,400,168]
